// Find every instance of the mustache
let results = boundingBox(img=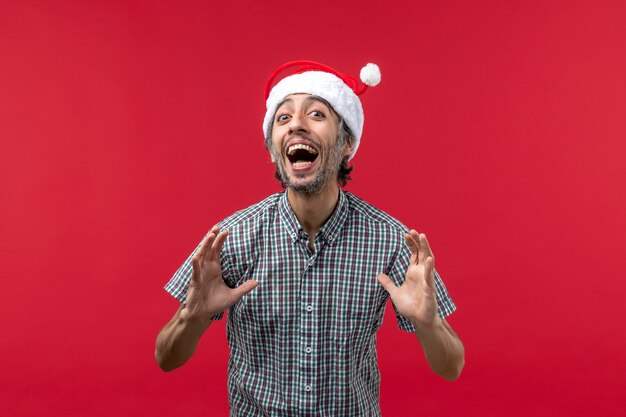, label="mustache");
[283,133,320,152]
[288,131,313,141]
